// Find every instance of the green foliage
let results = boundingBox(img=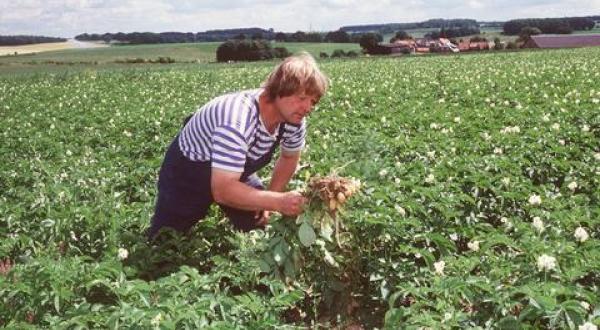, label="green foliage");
[216,39,290,62]
[1,47,600,328]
